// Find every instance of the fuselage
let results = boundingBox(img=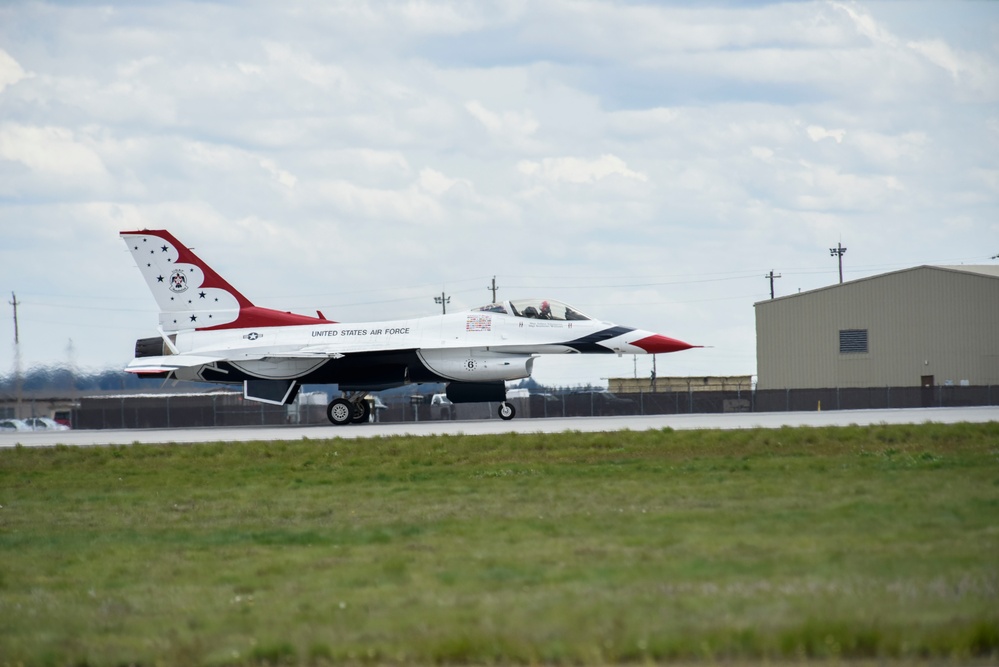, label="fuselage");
[136,299,686,389]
